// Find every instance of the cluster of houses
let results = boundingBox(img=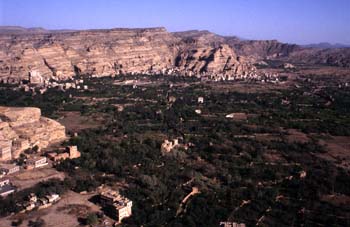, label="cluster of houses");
[0,137,47,163]
[2,67,286,96]
[220,222,246,227]
[46,146,81,162]
[129,67,279,85]
[11,70,90,95]
[0,156,49,197]
[19,193,60,212]
[160,138,194,155]
[161,139,180,153]
[0,163,20,176]
[0,146,81,198]
[99,186,133,224]
[206,72,283,83]
[25,156,49,170]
